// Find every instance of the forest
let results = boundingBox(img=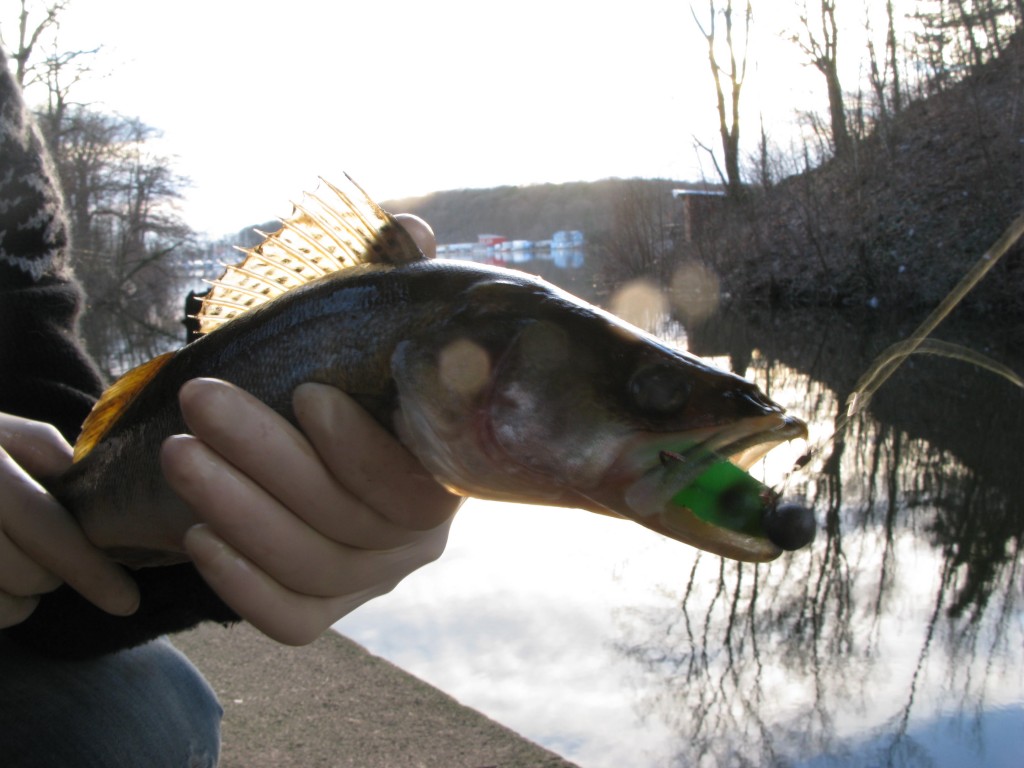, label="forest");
[2,0,1022,378]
